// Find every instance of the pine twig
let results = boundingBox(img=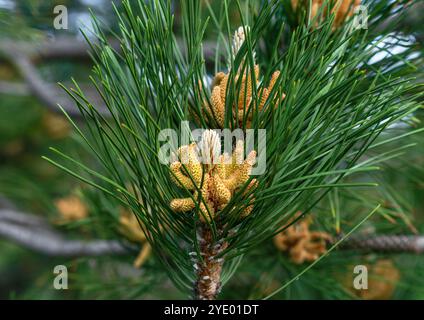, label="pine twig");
[194,225,228,300]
